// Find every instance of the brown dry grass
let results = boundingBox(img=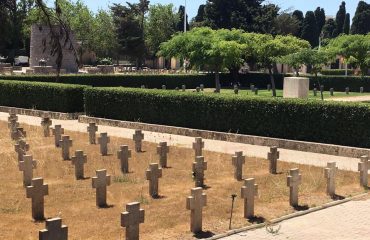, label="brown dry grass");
[0,121,366,240]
